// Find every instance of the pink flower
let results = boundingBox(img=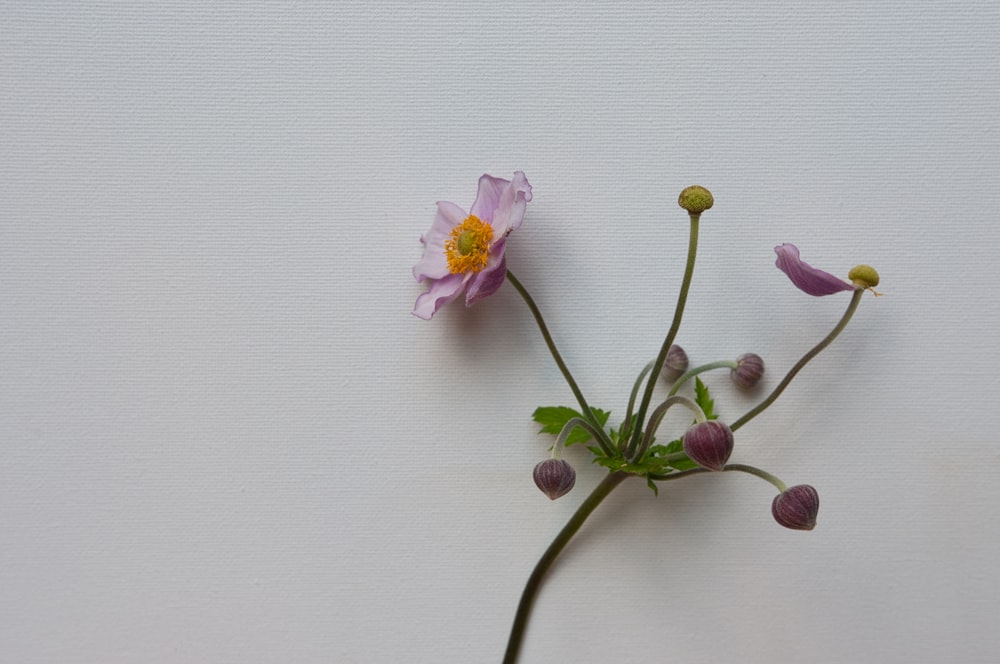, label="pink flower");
[412,172,532,319]
[774,243,855,296]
